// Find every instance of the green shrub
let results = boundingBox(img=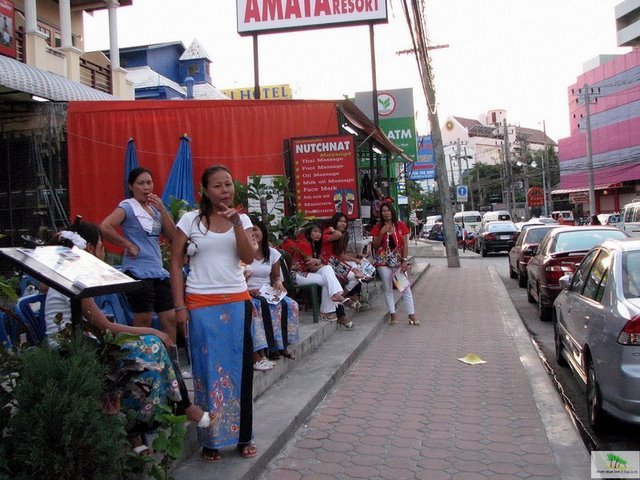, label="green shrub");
[6,334,126,480]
